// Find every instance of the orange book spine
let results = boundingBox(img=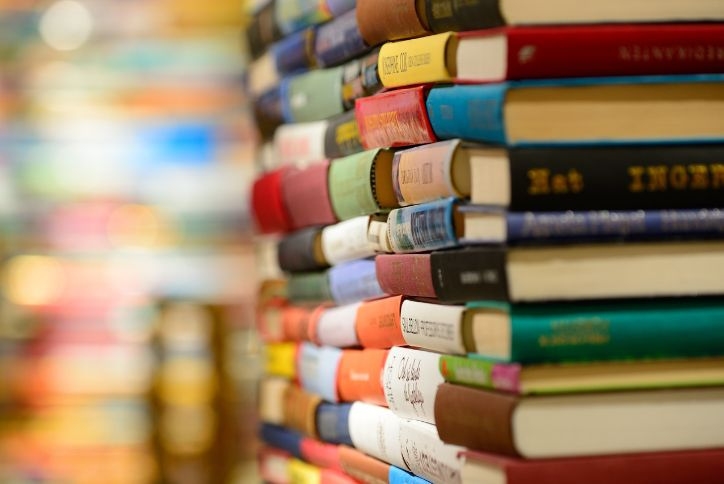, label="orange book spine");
[338,445,389,484]
[337,349,389,406]
[282,304,316,342]
[355,295,405,349]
